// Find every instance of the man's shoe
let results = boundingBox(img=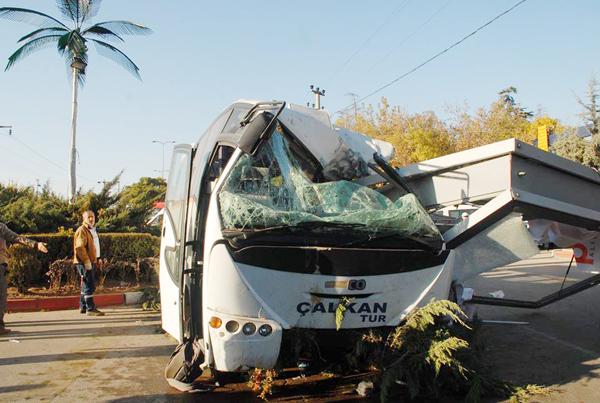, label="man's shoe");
[0,327,11,335]
[80,308,87,314]
[87,309,105,316]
